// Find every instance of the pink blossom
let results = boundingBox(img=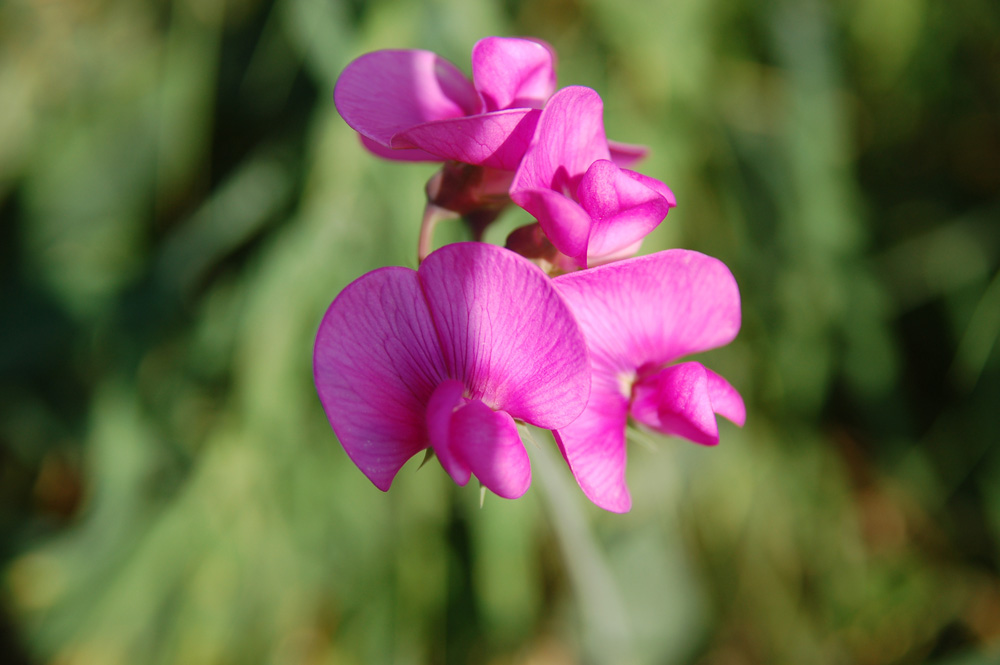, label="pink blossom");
[509,86,676,269]
[334,37,557,170]
[313,242,591,498]
[552,250,745,512]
